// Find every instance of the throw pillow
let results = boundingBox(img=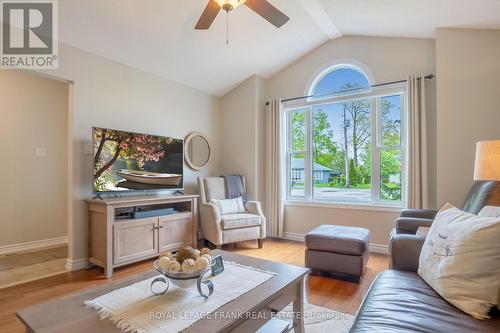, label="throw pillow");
[418,203,500,319]
[478,205,500,218]
[478,205,500,310]
[211,197,246,215]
